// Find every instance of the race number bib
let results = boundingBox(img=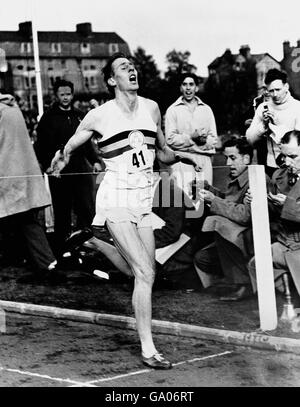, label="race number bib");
[123,145,153,173]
